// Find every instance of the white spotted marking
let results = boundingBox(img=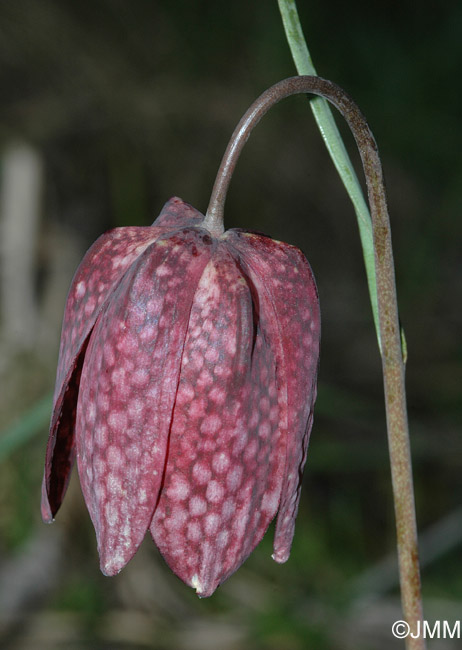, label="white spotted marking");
[206,480,224,504]
[176,383,195,405]
[187,521,202,542]
[111,367,126,386]
[75,281,86,299]
[191,574,203,594]
[244,439,258,461]
[197,369,213,387]
[261,490,280,513]
[189,399,206,419]
[127,398,144,419]
[87,402,96,424]
[132,369,150,387]
[258,421,271,439]
[95,424,108,447]
[217,530,229,548]
[192,462,212,485]
[103,342,115,366]
[226,336,237,356]
[165,506,188,531]
[204,513,220,536]
[107,445,124,468]
[200,414,221,436]
[105,502,119,528]
[167,477,190,501]
[155,263,172,277]
[189,496,207,516]
[208,387,226,405]
[108,411,128,431]
[107,472,122,495]
[205,347,219,363]
[226,465,243,492]
[222,499,235,520]
[84,295,97,316]
[212,451,230,474]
